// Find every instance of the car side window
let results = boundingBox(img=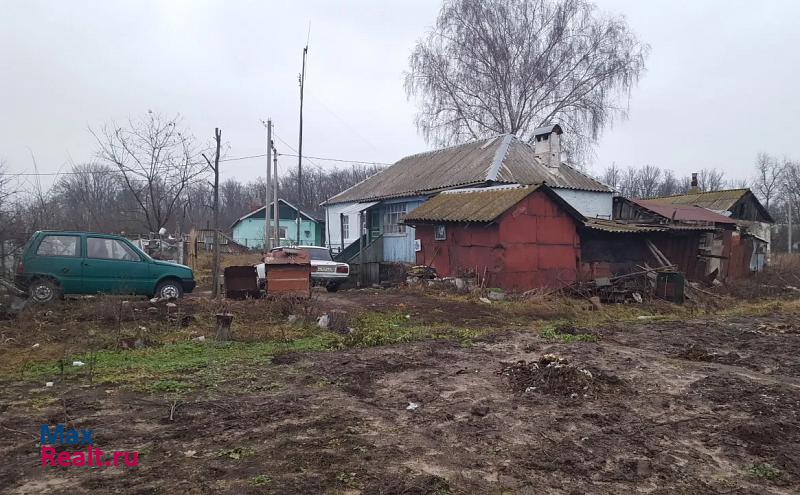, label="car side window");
[36,235,80,257]
[87,237,139,261]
